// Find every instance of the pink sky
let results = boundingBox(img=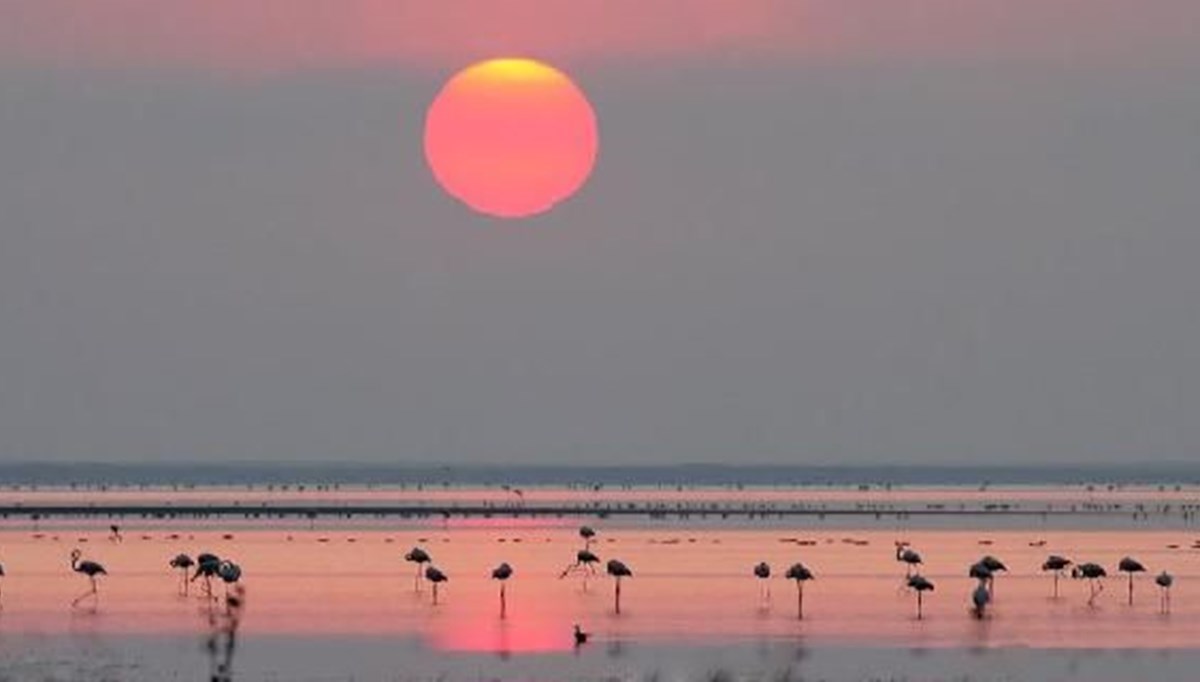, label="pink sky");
[2,0,1196,72]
